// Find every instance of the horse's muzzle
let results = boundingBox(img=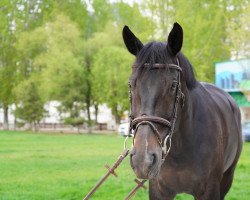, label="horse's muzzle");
[130,148,160,179]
